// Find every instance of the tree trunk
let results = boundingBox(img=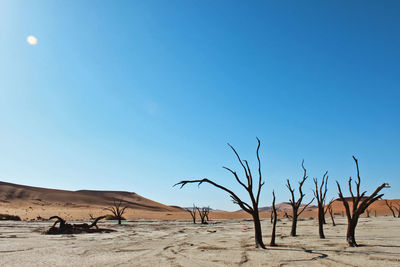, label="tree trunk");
[318,207,325,239]
[252,212,265,249]
[118,218,121,225]
[290,212,298,237]
[270,211,277,246]
[346,219,358,247]
[329,210,336,226]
